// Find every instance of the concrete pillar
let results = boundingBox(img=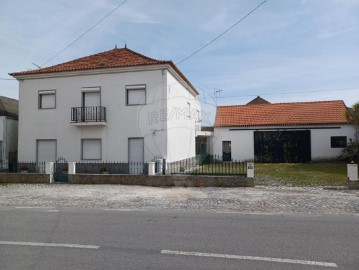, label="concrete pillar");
[247,162,254,178]
[68,162,76,175]
[148,162,155,176]
[347,164,358,180]
[45,162,54,183]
